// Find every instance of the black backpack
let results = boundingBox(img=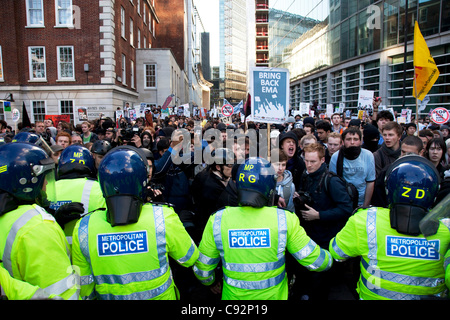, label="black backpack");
[319,170,360,211]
